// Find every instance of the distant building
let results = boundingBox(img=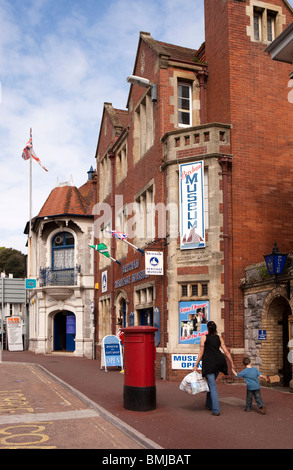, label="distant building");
[24,168,96,357]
